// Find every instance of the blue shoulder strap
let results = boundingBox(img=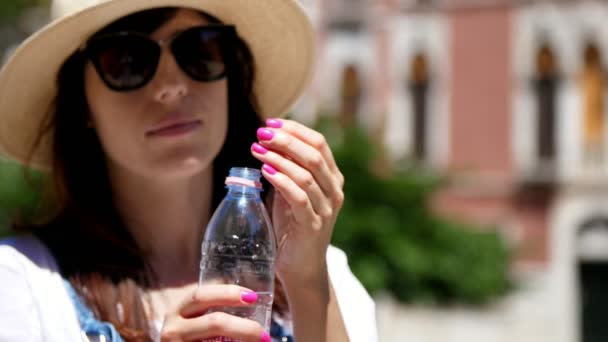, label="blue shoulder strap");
[270,319,294,342]
[63,279,124,342]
